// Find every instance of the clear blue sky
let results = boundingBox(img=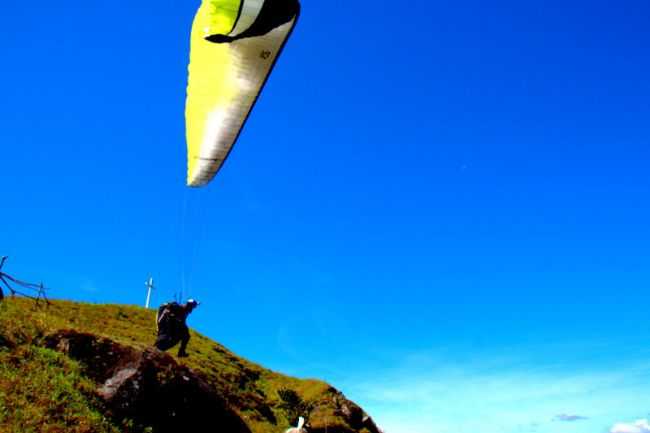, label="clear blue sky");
[2,1,650,433]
